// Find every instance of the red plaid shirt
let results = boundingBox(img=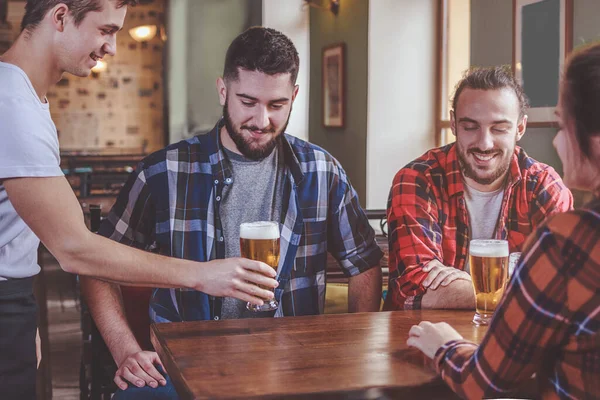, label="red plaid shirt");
[434,199,600,399]
[383,144,572,310]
